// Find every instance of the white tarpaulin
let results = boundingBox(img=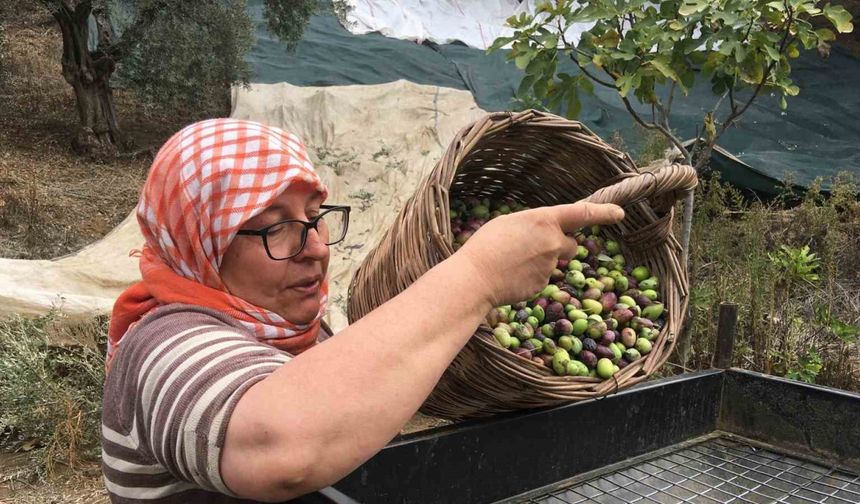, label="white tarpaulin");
[0,80,486,332]
[342,0,591,49]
